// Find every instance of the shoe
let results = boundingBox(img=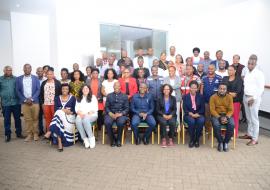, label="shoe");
[38,131,45,137]
[246,140,258,146]
[57,147,63,152]
[34,133,39,141]
[5,135,11,142]
[135,137,141,145]
[239,134,252,139]
[195,141,200,148]
[83,138,90,148]
[110,138,116,147]
[168,138,174,147]
[116,140,121,147]
[161,138,167,148]
[143,137,149,145]
[24,135,32,142]
[16,134,25,139]
[217,143,223,152]
[223,142,229,152]
[89,136,95,149]
[189,141,194,148]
